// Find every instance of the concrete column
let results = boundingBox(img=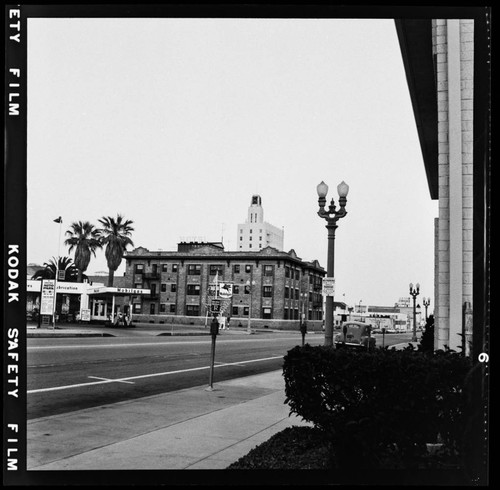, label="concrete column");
[447,19,463,351]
